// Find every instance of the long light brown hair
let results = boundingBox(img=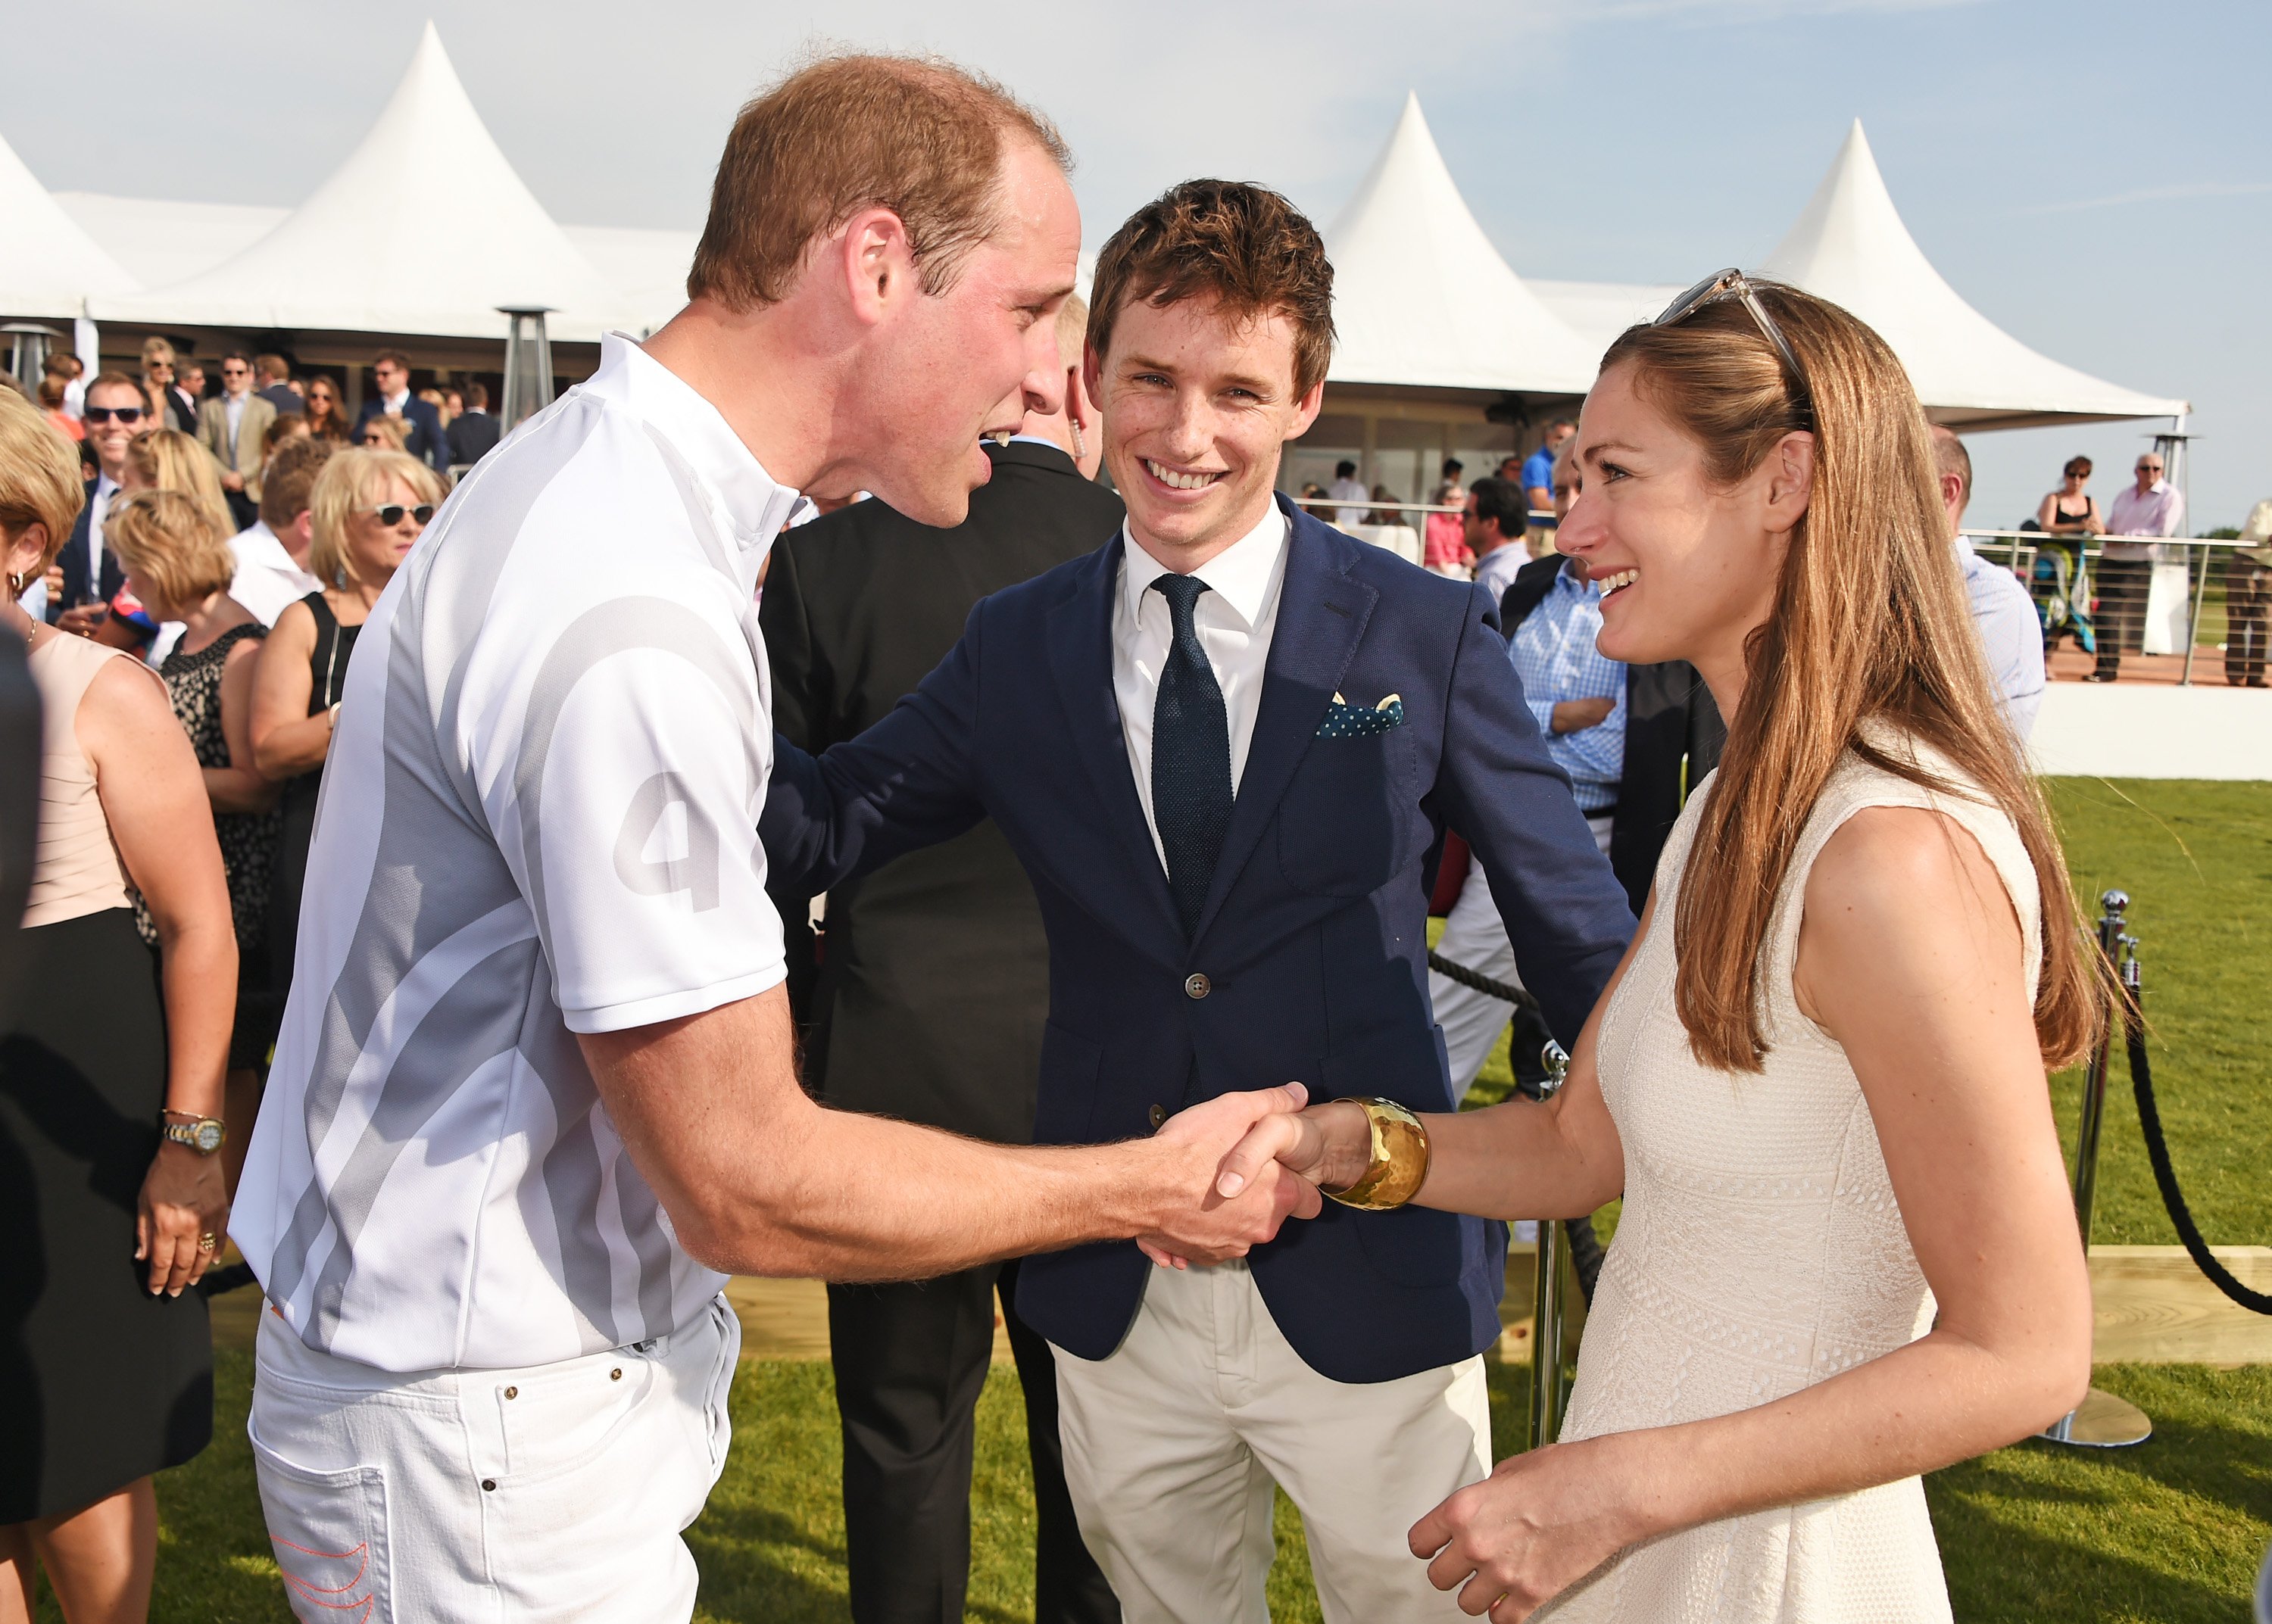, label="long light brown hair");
[1600,282,2096,1073]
